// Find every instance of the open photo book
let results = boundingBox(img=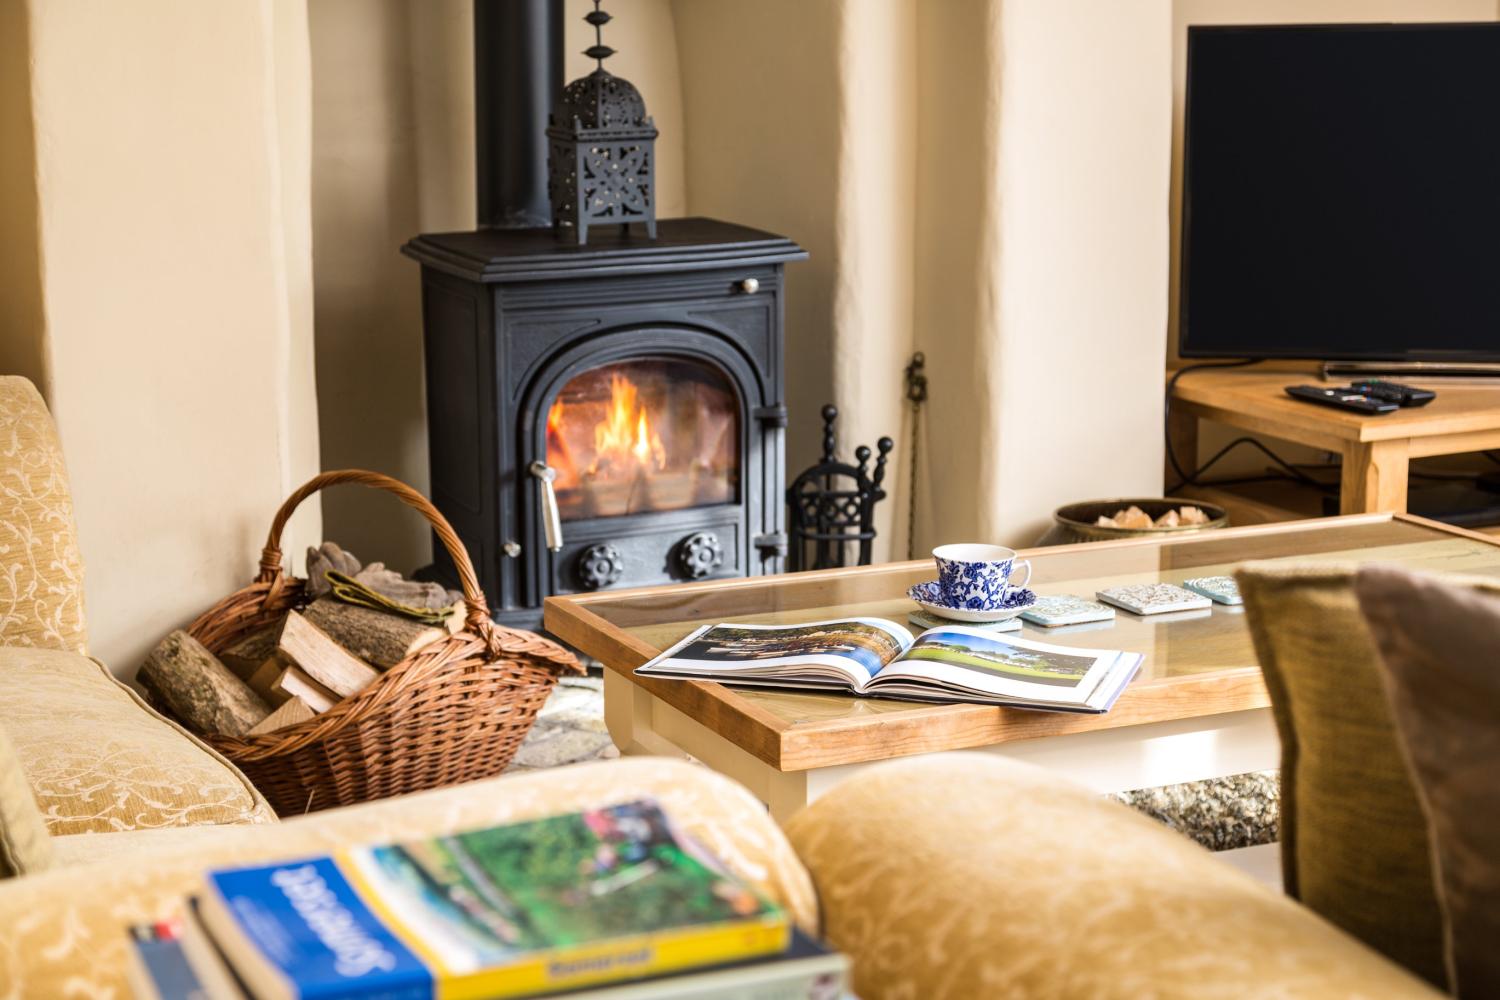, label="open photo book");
[636,617,1144,713]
